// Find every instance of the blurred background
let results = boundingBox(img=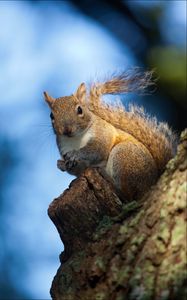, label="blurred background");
[0,0,186,299]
